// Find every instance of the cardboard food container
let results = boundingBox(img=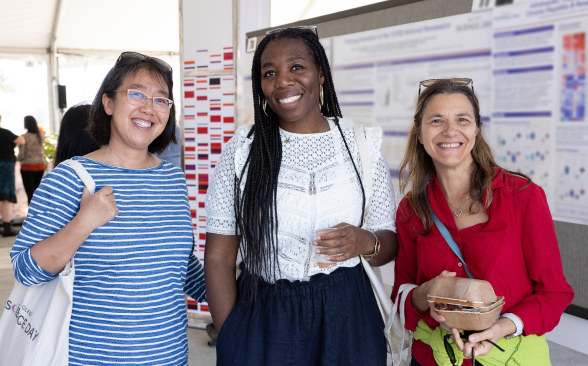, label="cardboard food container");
[427,277,504,331]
